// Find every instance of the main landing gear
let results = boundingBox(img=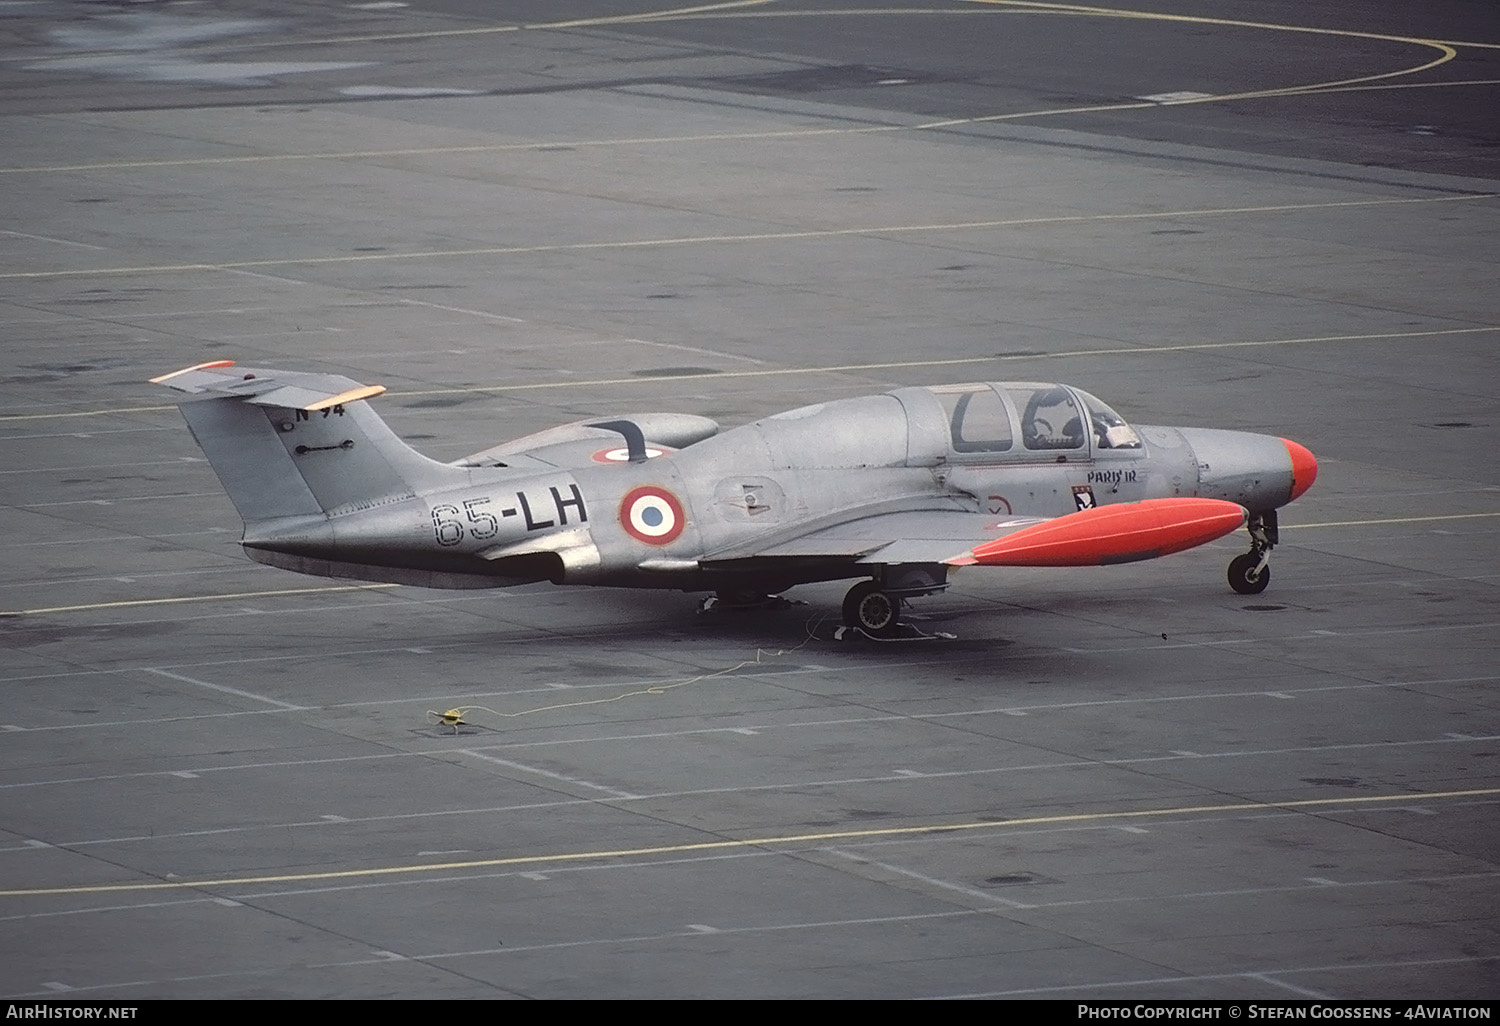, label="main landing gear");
[842,580,901,636]
[838,565,949,639]
[1228,510,1277,595]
